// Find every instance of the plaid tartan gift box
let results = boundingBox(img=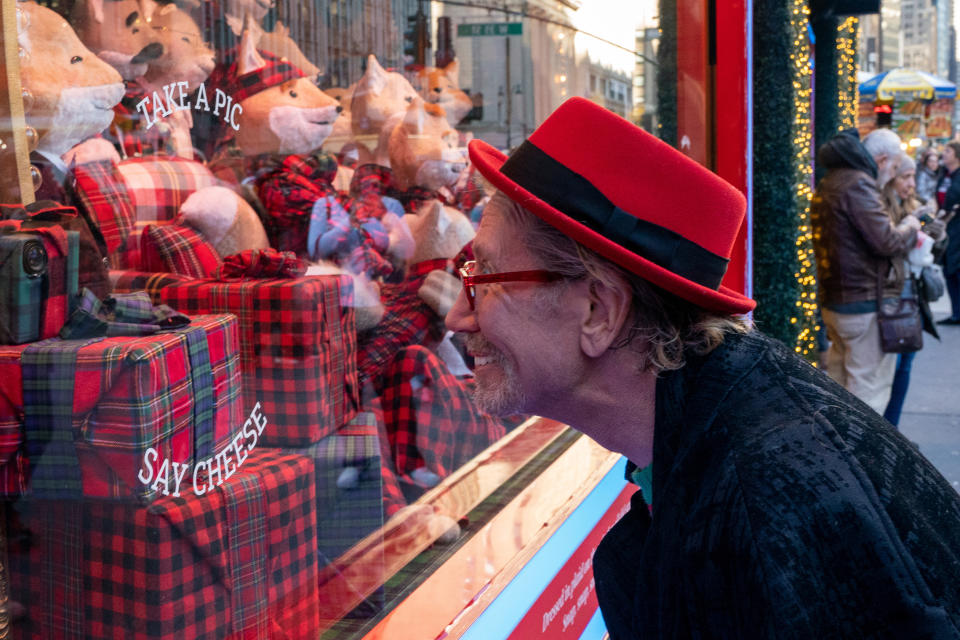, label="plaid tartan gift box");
[8,449,319,640]
[0,315,241,501]
[161,275,359,446]
[298,411,393,565]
